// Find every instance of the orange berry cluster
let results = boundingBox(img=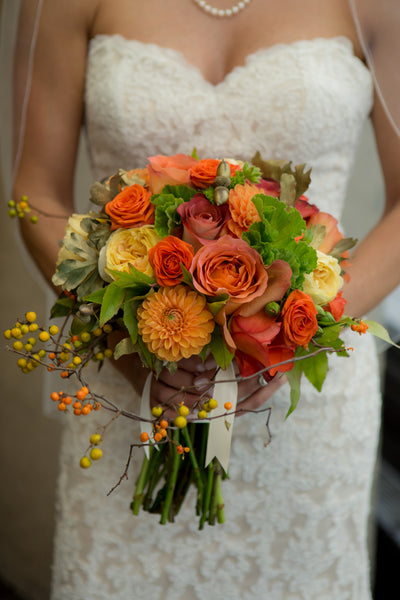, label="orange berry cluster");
[50,386,101,414]
[351,320,369,335]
